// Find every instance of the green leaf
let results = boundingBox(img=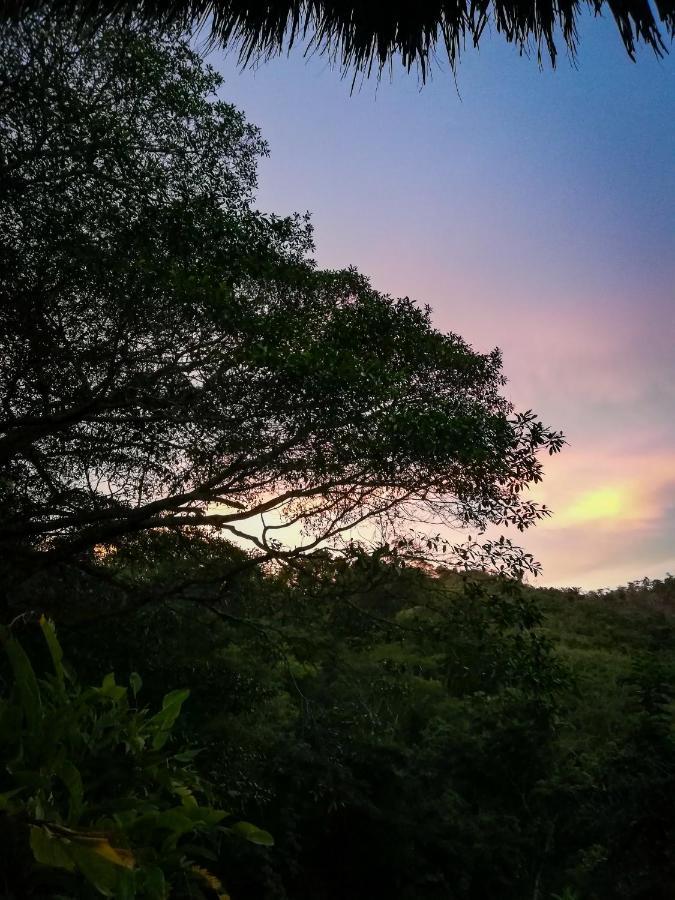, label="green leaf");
[70,844,120,897]
[141,866,168,900]
[57,759,84,821]
[173,749,201,763]
[30,826,76,872]
[129,672,142,698]
[39,616,65,687]
[174,783,198,807]
[99,672,127,702]
[127,808,194,837]
[111,870,137,900]
[161,688,190,709]
[182,805,227,827]
[5,636,42,732]
[230,821,275,846]
[88,838,135,869]
[149,689,189,749]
